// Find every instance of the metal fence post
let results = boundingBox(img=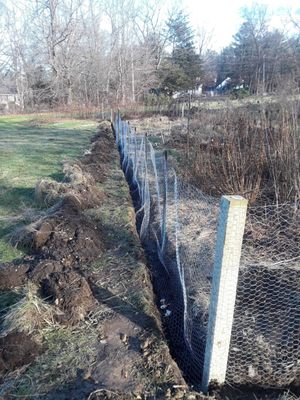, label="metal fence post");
[202,195,248,392]
[161,150,168,252]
